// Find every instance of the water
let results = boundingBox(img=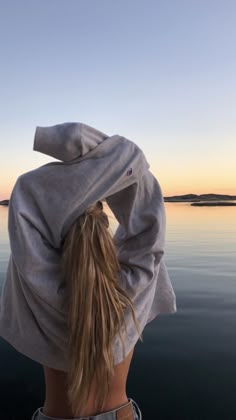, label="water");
[0,203,236,420]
